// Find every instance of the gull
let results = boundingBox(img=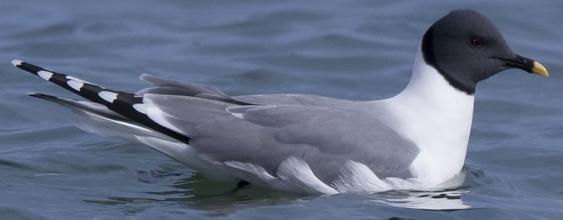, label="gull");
[12,9,548,194]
